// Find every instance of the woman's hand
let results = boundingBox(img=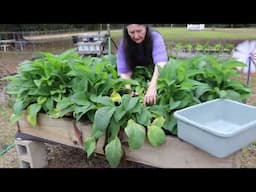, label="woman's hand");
[143,82,157,105]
